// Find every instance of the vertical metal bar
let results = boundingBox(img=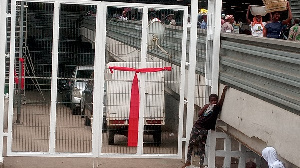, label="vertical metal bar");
[206,0,215,87]
[16,1,24,124]
[7,0,17,155]
[49,1,60,154]
[138,6,148,155]
[211,0,222,94]
[185,0,198,163]
[178,6,188,159]
[0,0,8,164]
[94,2,106,156]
